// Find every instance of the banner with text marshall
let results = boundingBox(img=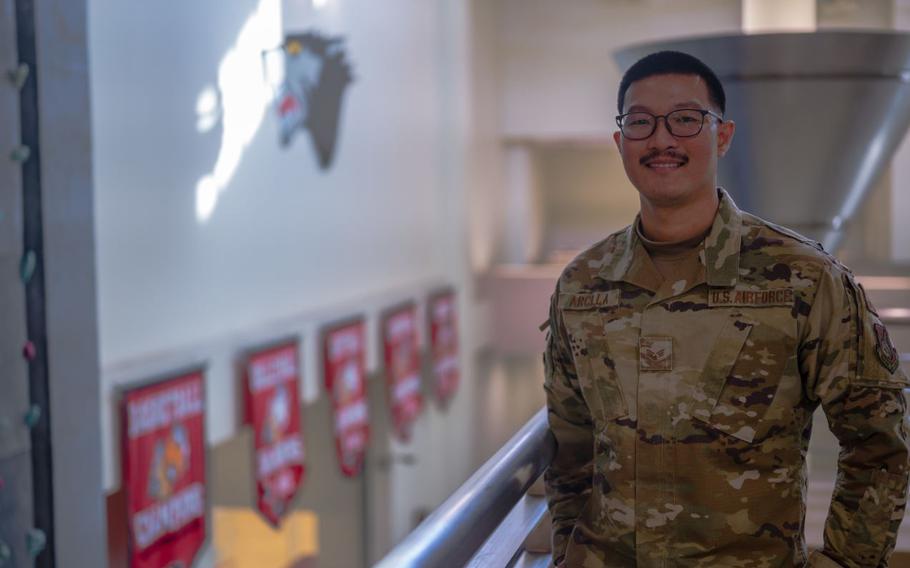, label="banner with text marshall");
[324,319,369,477]
[122,369,207,568]
[382,304,423,441]
[245,341,306,526]
[429,291,460,408]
